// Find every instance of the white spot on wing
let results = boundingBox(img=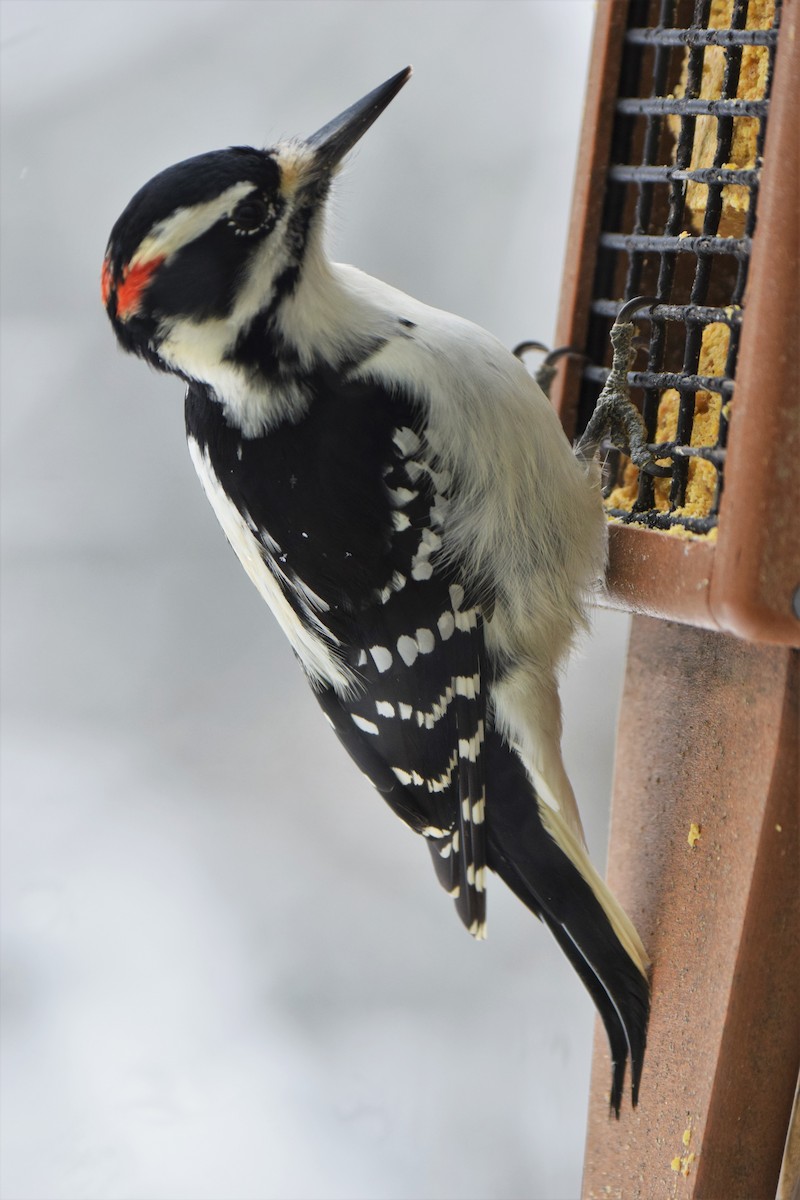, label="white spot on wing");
[455,673,481,698]
[352,714,379,735]
[437,612,455,641]
[458,721,485,763]
[416,628,435,654]
[427,749,459,794]
[392,766,425,787]
[396,635,418,667]
[430,494,448,527]
[389,486,417,506]
[378,570,408,604]
[392,427,421,456]
[449,584,465,610]
[370,645,393,673]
